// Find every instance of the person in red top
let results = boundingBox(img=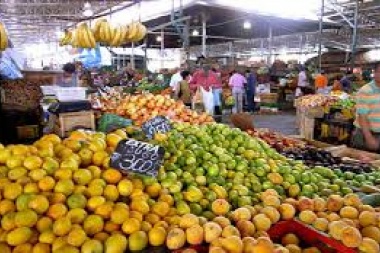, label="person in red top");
[190,63,219,92]
[190,63,220,116]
